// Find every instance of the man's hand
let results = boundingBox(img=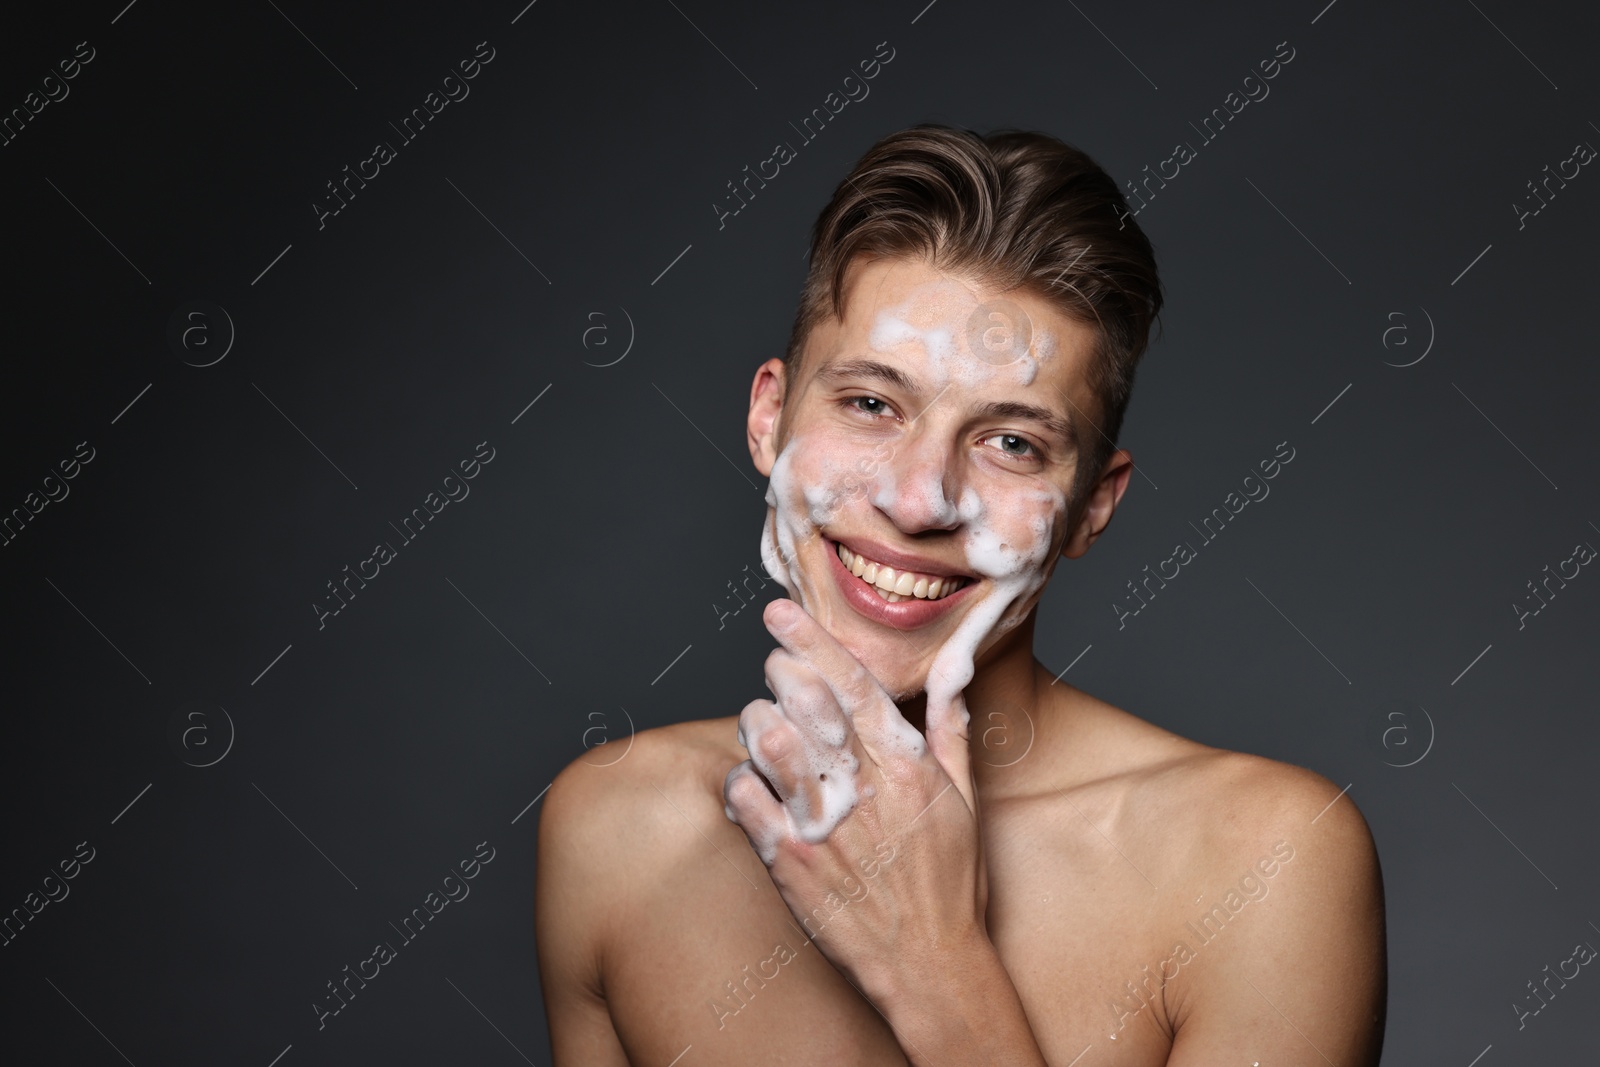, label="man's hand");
[721,597,991,1002]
